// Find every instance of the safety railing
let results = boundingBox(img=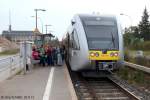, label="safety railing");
[124,61,150,74]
